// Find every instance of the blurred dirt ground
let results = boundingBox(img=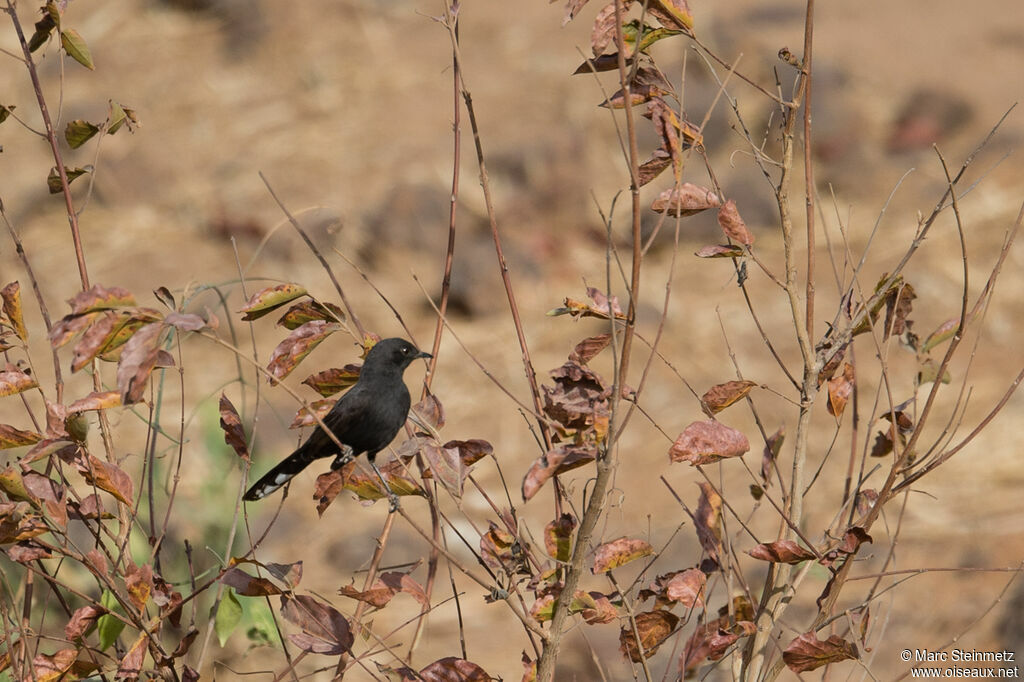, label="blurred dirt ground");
[2,0,1023,680]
